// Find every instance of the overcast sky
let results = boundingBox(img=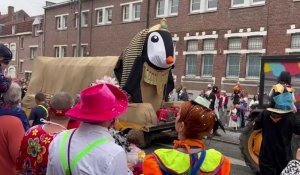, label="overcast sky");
[0,0,66,16]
